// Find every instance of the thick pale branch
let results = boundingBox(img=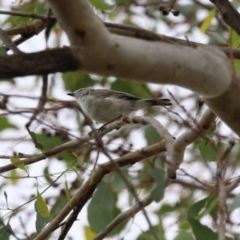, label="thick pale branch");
[167,109,216,178]
[47,0,232,96]
[71,35,231,98]
[33,139,166,240]
[0,0,239,135]
[204,80,240,136]
[45,0,240,136]
[113,116,176,180]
